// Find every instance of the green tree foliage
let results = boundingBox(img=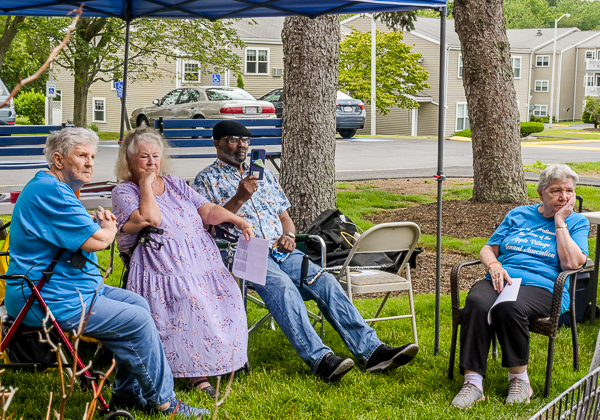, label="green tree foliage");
[583,96,600,128]
[503,0,600,30]
[0,17,48,92]
[237,74,245,89]
[14,90,45,125]
[338,29,430,116]
[23,17,245,126]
